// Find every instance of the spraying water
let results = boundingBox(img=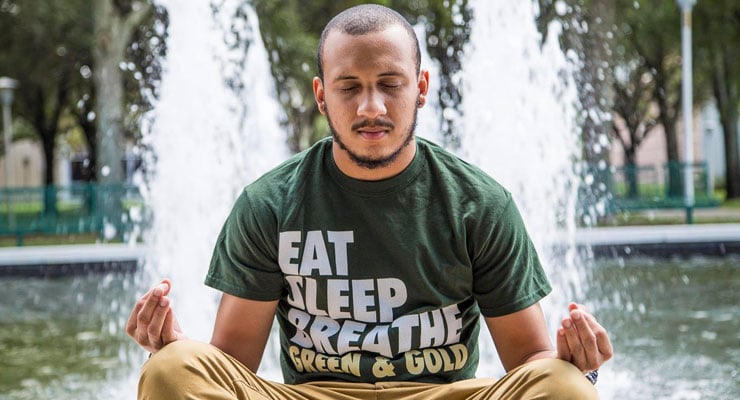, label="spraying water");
[458,0,584,378]
[142,0,287,343]
[135,0,588,393]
